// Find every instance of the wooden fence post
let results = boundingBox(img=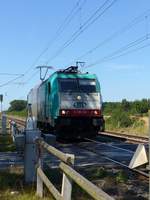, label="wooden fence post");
[61,154,75,200]
[37,145,43,197]
[61,173,72,200]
